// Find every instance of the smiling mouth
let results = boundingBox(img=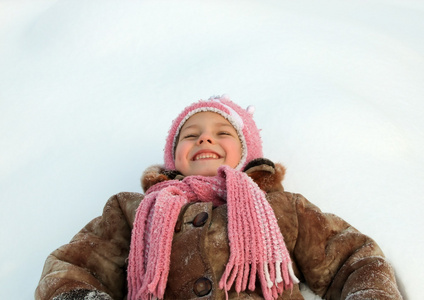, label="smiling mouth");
[193,153,220,161]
